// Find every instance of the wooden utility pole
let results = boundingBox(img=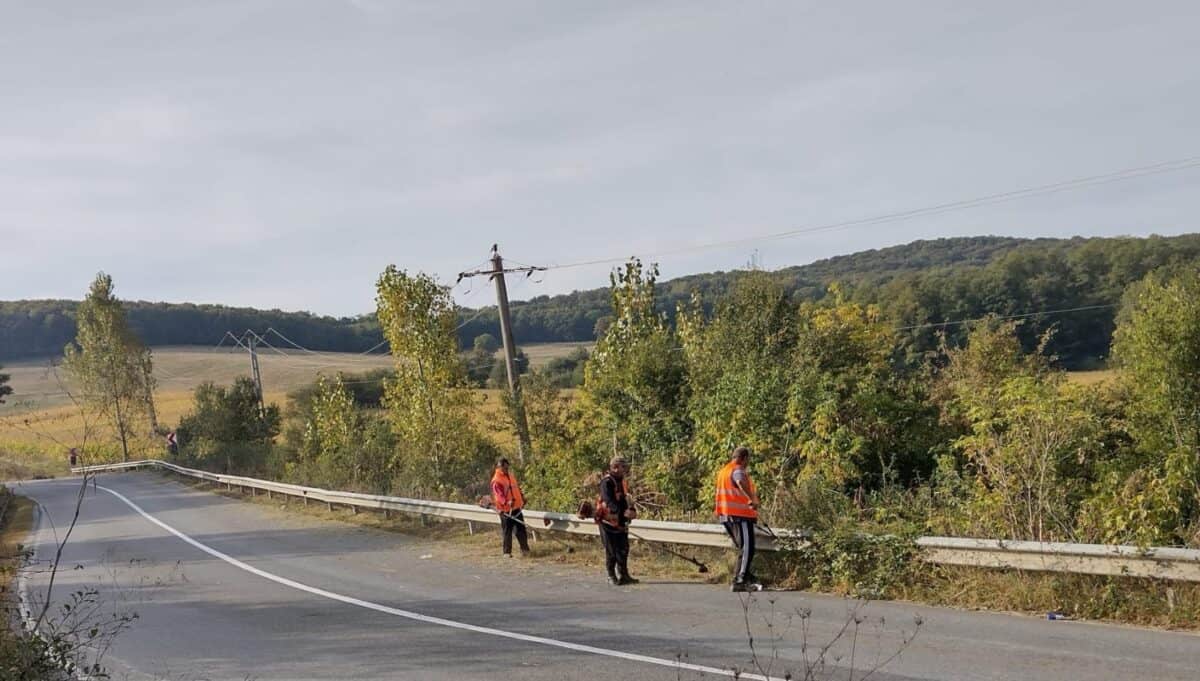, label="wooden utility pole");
[458,246,543,461]
[491,248,532,459]
[247,332,266,420]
